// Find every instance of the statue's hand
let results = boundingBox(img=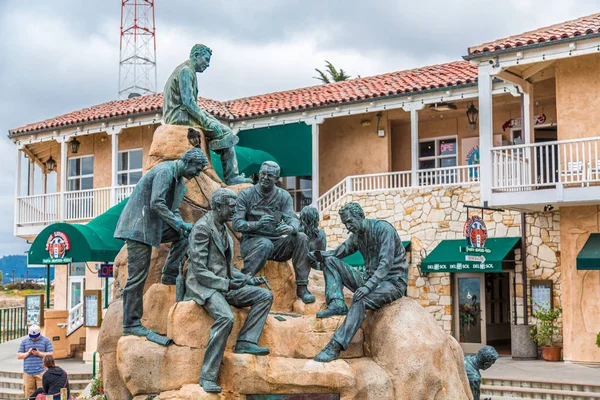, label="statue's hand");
[353,286,370,302]
[276,223,294,236]
[257,215,274,229]
[248,276,264,286]
[180,222,193,237]
[229,276,249,290]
